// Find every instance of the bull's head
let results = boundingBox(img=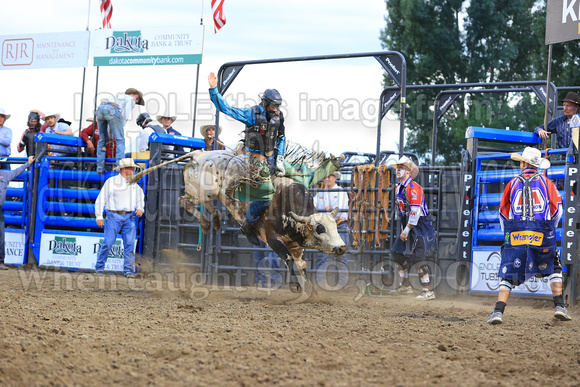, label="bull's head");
[288,208,347,256]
